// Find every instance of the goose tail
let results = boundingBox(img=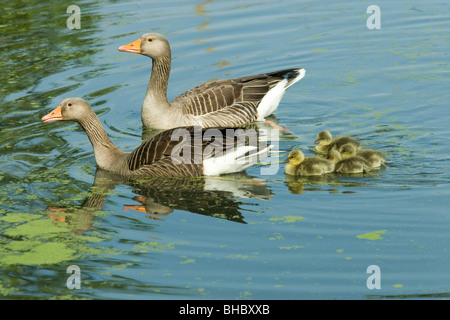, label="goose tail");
[269,68,306,88]
[257,68,305,120]
[203,145,273,176]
